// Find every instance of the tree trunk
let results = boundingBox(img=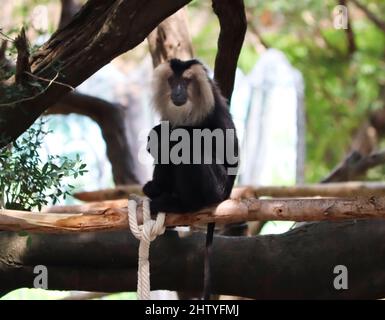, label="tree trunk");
[212,0,247,102]
[0,219,384,299]
[48,92,139,184]
[0,0,192,148]
[147,8,194,68]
